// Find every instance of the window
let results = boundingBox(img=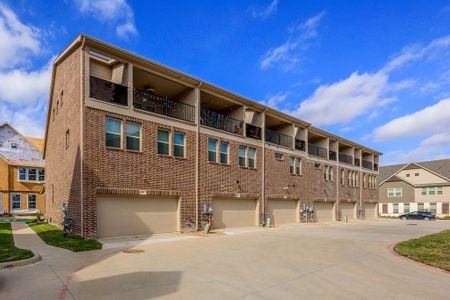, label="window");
[324,166,329,181]
[219,142,228,164]
[341,169,345,186]
[11,194,21,210]
[437,186,443,195]
[295,158,301,175]
[19,168,26,181]
[126,122,141,151]
[329,166,334,181]
[239,145,246,167]
[430,203,437,214]
[11,142,18,149]
[356,173,360,187]
[208,139,218,162]
[363,175,367,188]
[415,173,419,176]
[105,118,122,148]
[393,203,399,214]
[157,129,170,155]
[27,194,37,209]
[248,148,256,168]
[405,173,410,177]
[65,129,70,148]
[38,169,45,182]
[28,169,37,181]
[429,187,436,195]
[290,157,295,174]
[404,203,410,213]
[418,202,424,211]
[173,132,185,158]
[422,186,444,196]
[274,153,283,161]
[387,188,402,197]
[421,187,427,196]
